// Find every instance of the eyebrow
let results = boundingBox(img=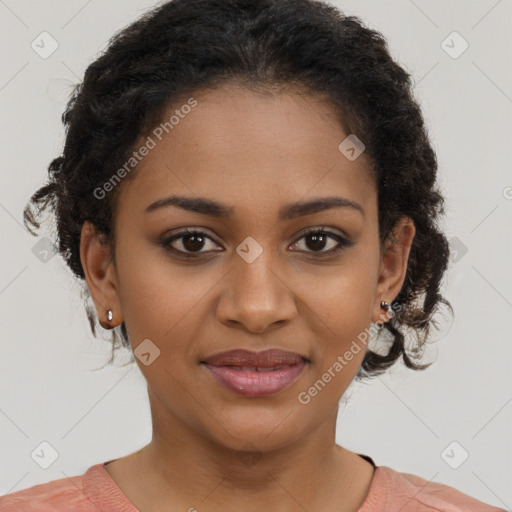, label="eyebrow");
[144,194,365,220]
